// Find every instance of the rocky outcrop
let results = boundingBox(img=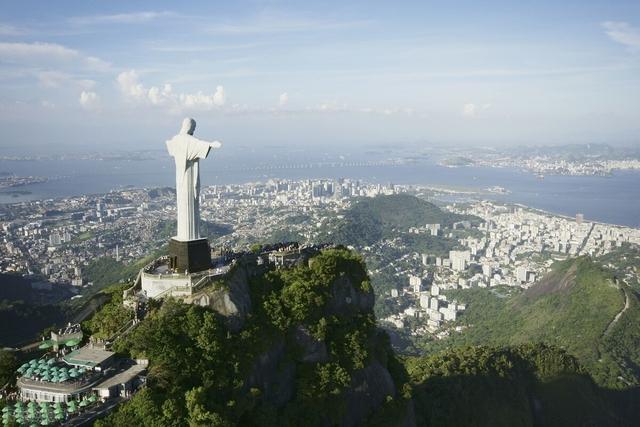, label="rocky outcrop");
[327,274,375,317]
[242,338,296,407]
[187,265,253,332]
[340,360,397,427]
[293,325,329,363]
